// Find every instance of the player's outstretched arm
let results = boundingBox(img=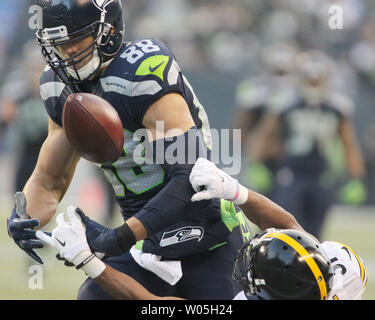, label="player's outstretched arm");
[36,207,183,300]
[23,119,81,226]
[7,119,80,264]
[190,158,303,231]
[95,265,184,300]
